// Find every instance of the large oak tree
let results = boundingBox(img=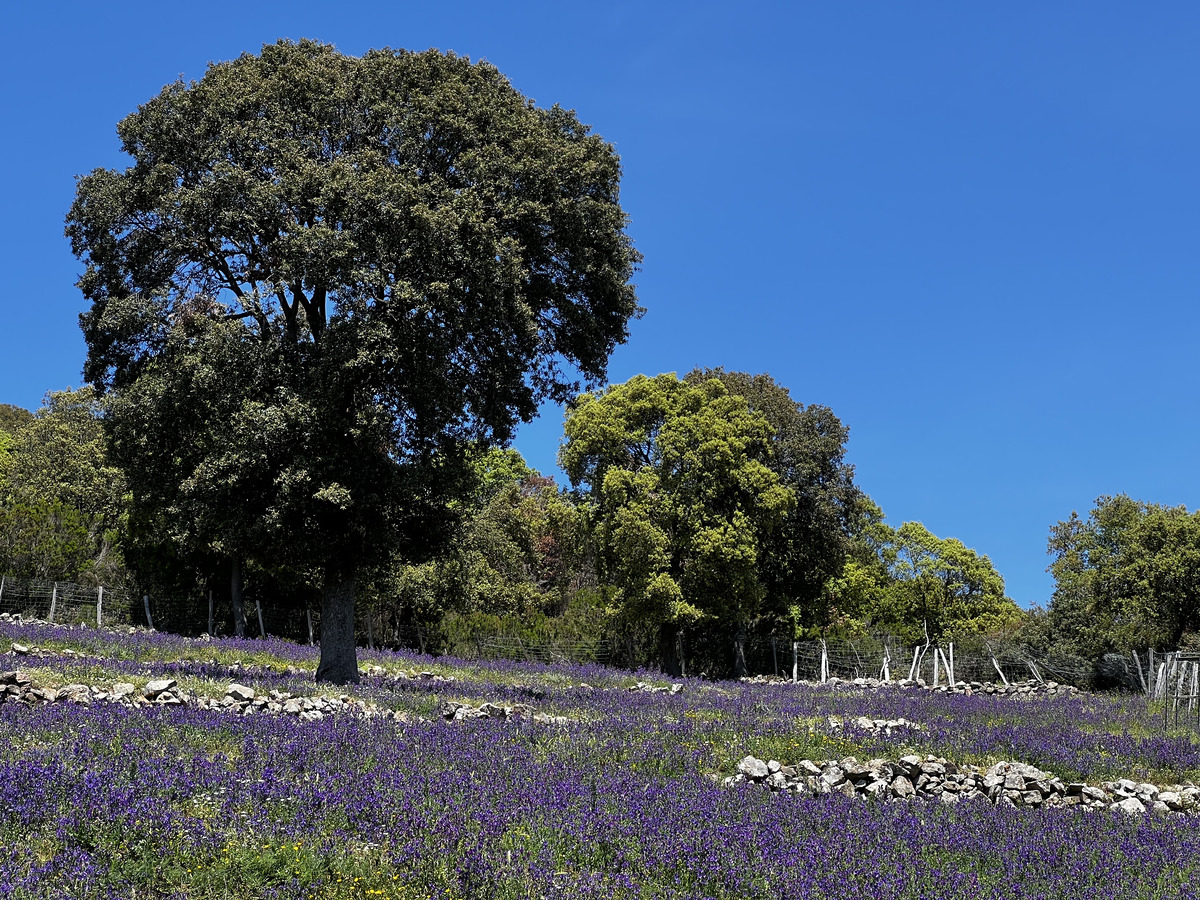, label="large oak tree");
[67,40,641,682]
